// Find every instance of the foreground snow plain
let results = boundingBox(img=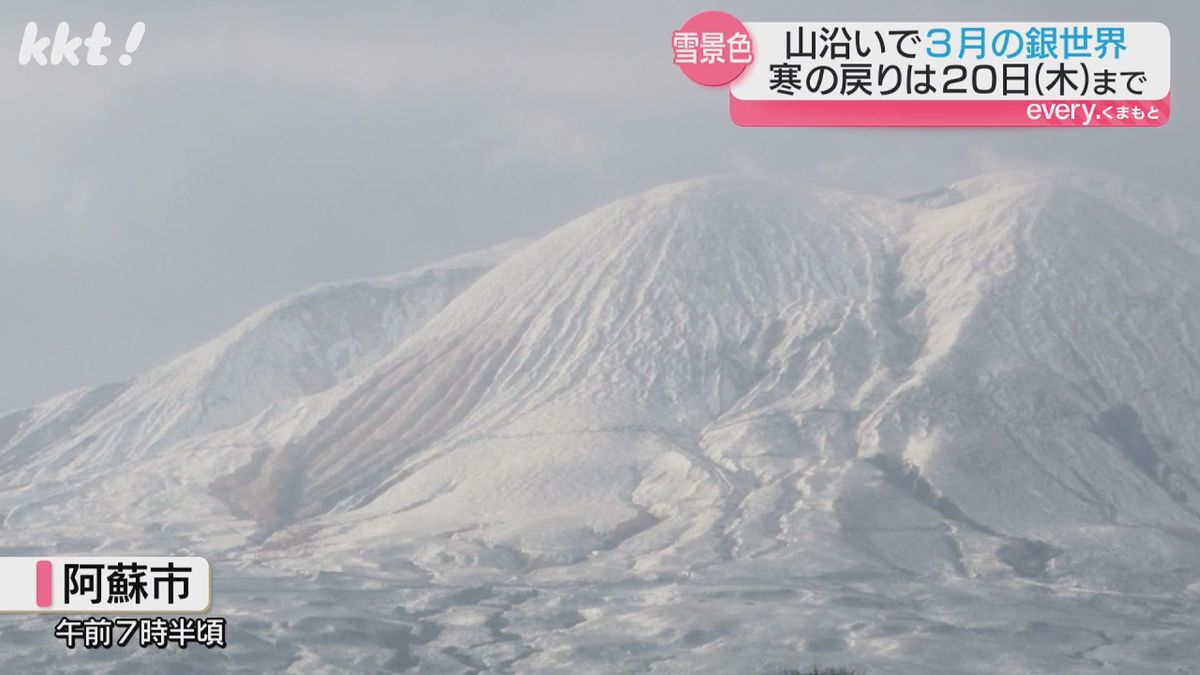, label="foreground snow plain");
[1,170,1198,673]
